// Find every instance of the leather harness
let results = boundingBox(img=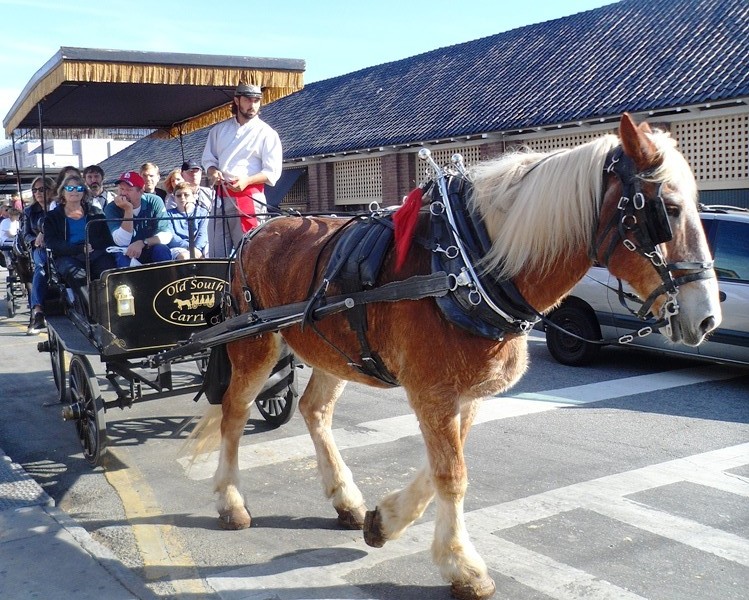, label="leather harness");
[164,146,716,388]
